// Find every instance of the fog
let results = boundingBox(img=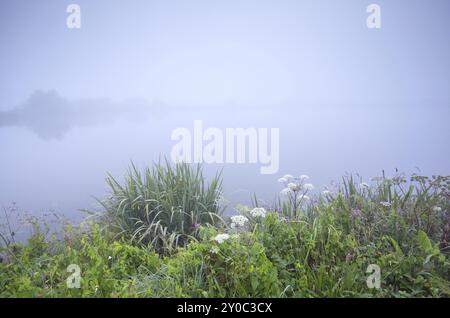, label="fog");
[0,0,449,225]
